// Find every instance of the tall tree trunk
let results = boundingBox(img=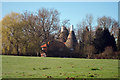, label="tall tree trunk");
[16,44,19,56]
[25,45,28,56]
